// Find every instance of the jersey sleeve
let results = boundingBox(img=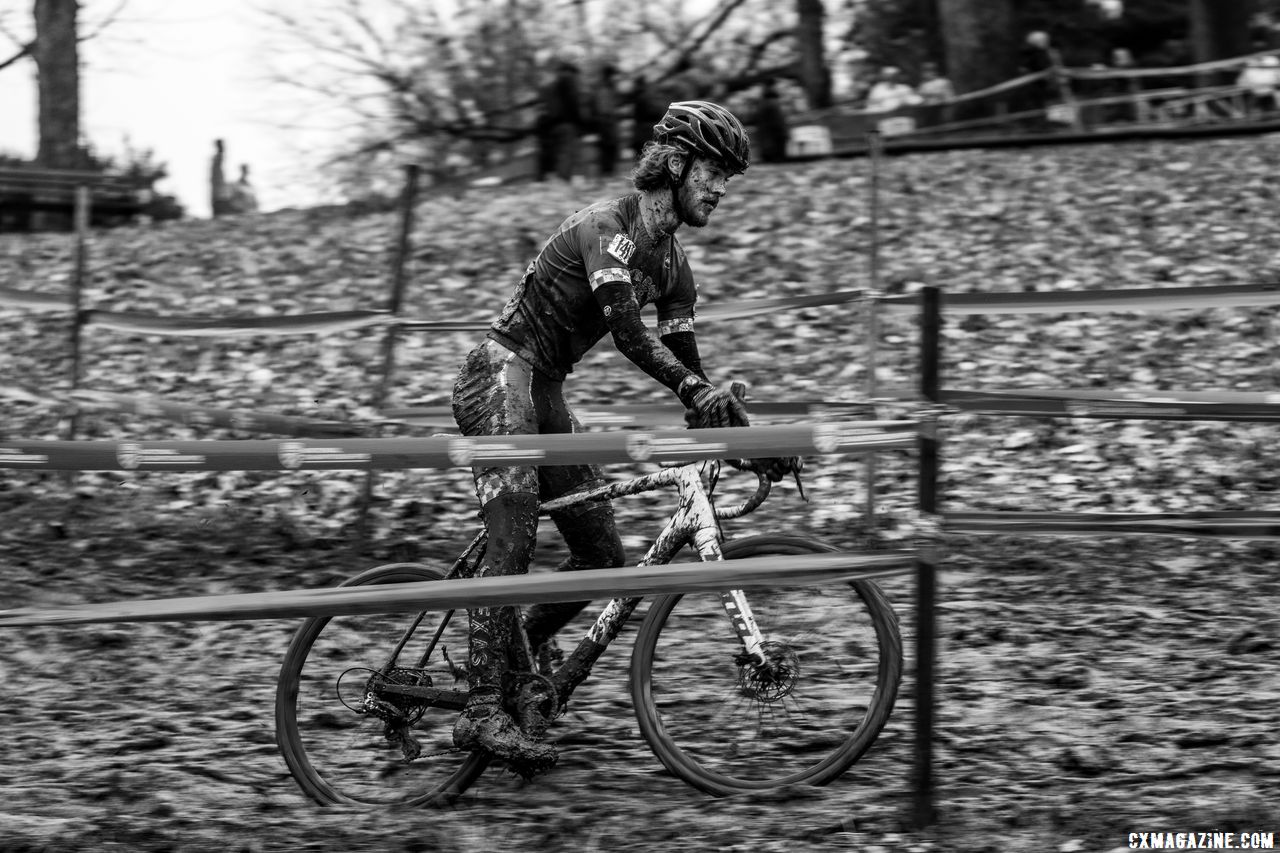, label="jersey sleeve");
[579,212,638,299]
[655,240,697,338]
